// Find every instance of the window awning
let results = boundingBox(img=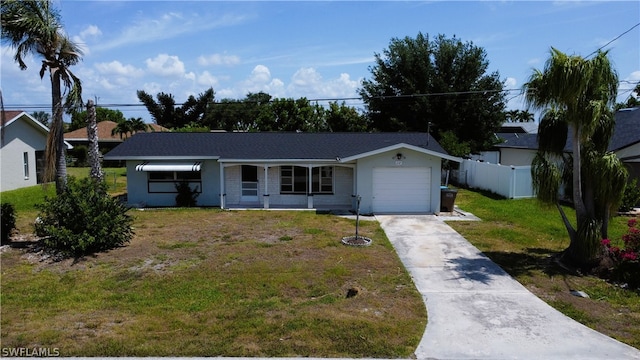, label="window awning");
[135,162,202,172]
